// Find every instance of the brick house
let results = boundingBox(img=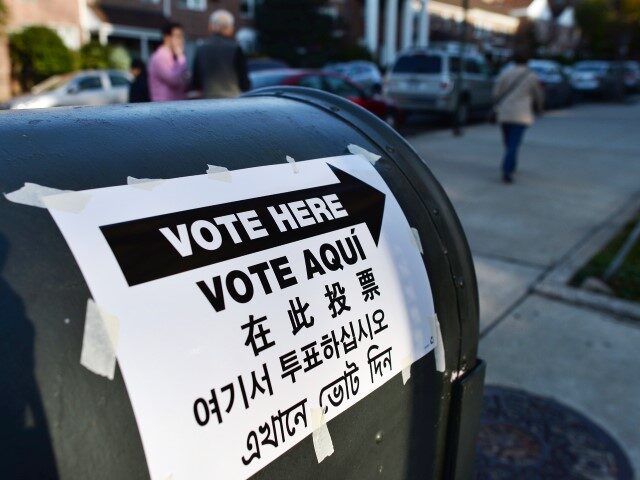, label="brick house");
[0,0,257,99]
[0,35,8,101]
[0,0,84,100]
[85,0,258,60]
